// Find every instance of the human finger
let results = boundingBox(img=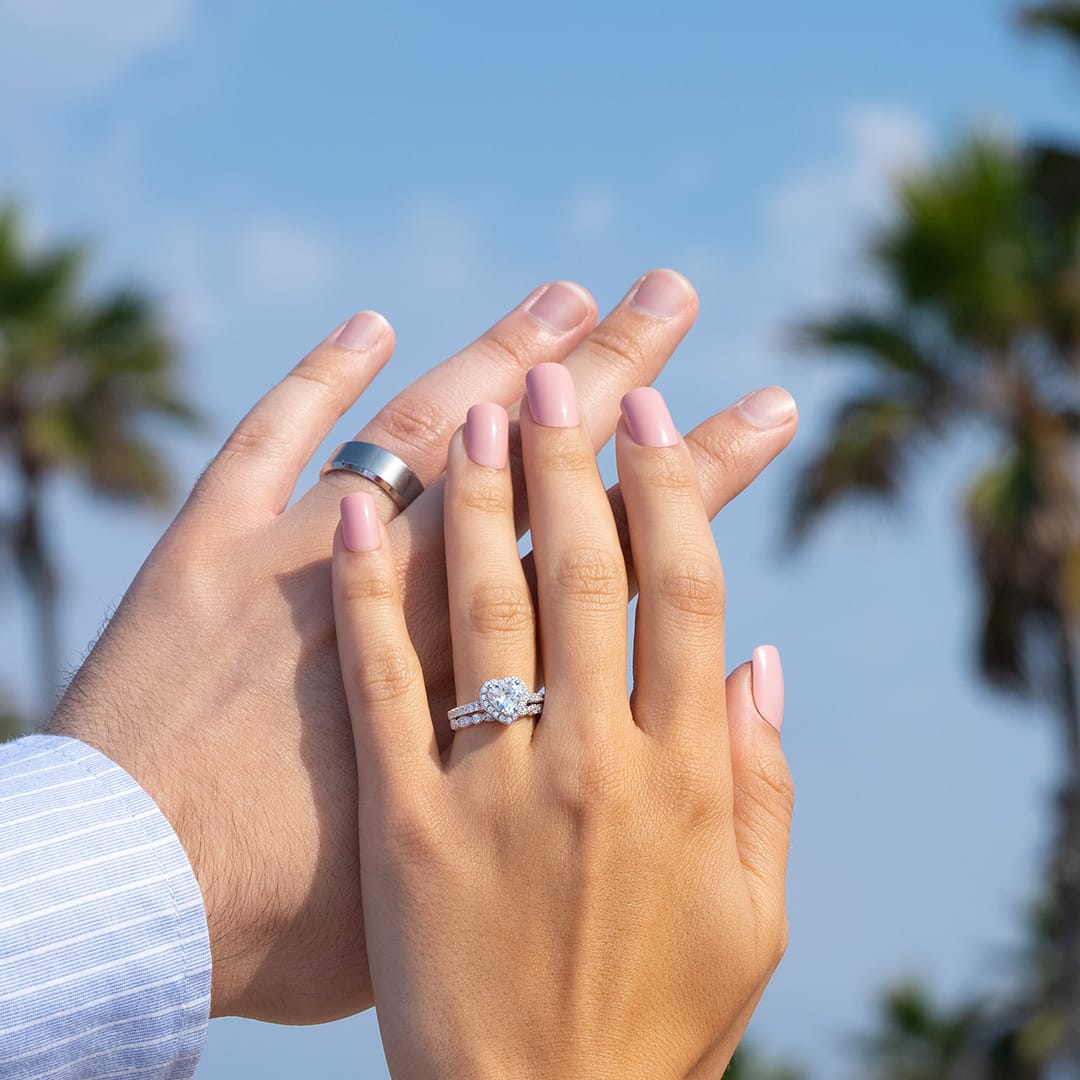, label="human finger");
[192,312,394,521]
[314,281,596,519]
[605,386,799,596]
[520,364,629,732]
[332,492,440,798]
[616,388,726,745]
[507,268,699,534]
[726,649,793,948]
[443,406,538,766]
